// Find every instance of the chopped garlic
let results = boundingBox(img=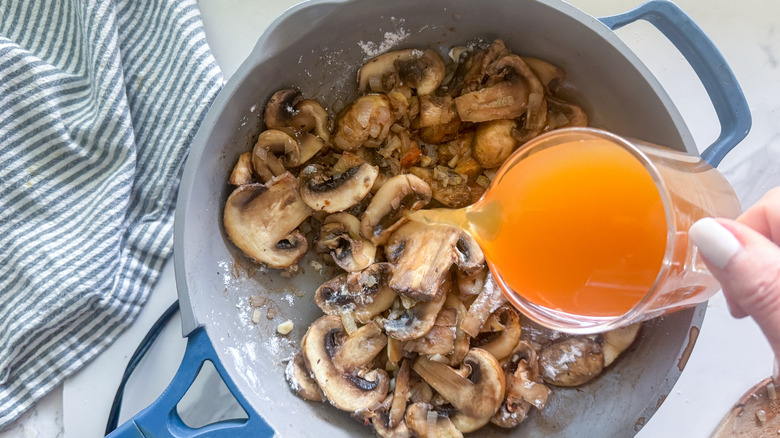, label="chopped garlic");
[251,308,262,324]
[277,320,294,335]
